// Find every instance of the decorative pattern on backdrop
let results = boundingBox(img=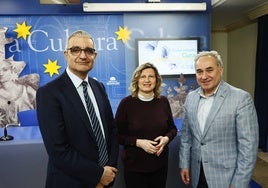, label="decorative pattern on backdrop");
[0,13,210,128]
[0,15,126,127]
